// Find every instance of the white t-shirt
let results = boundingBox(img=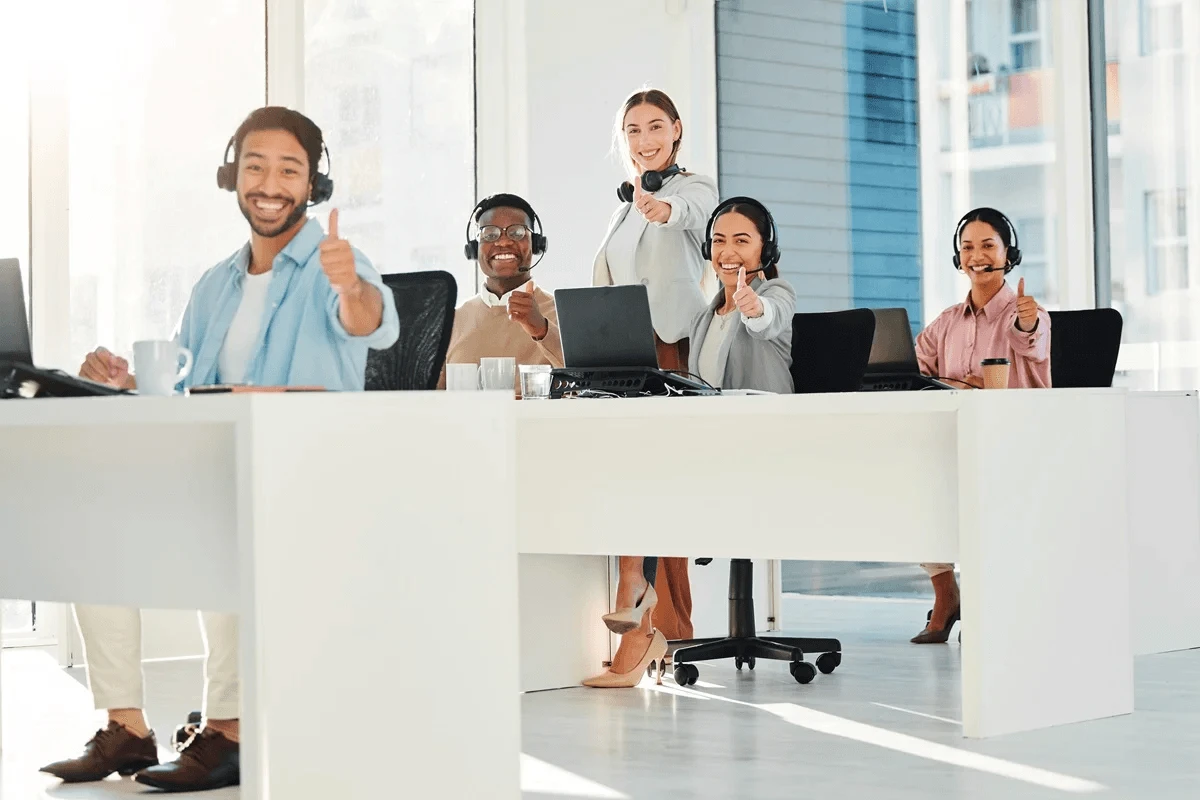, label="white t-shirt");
[696,310,737,388]
[217,270,274,384]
